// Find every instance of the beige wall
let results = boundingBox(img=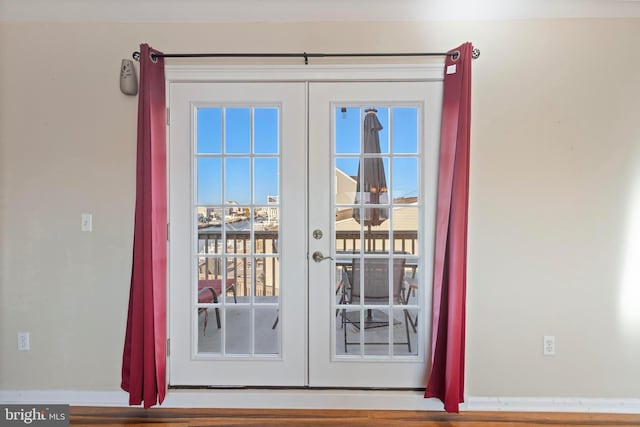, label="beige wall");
[1,19,639,398]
